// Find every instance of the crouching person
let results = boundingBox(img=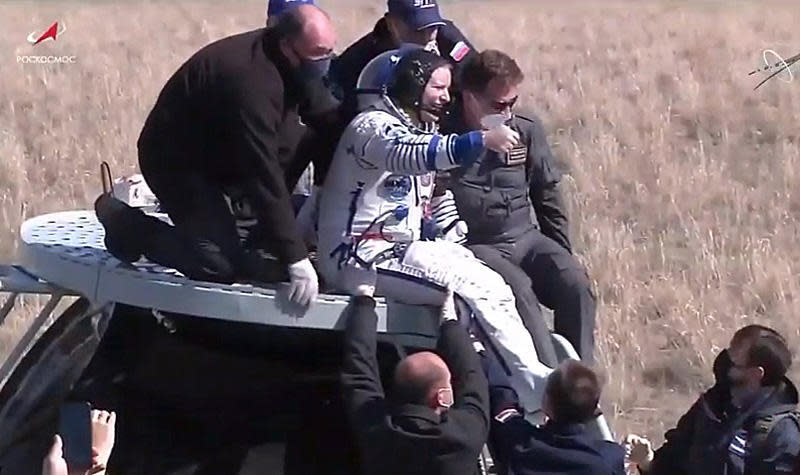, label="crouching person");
[627,324,800,475]
[339,262,489,475]
[482,350,625,475]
